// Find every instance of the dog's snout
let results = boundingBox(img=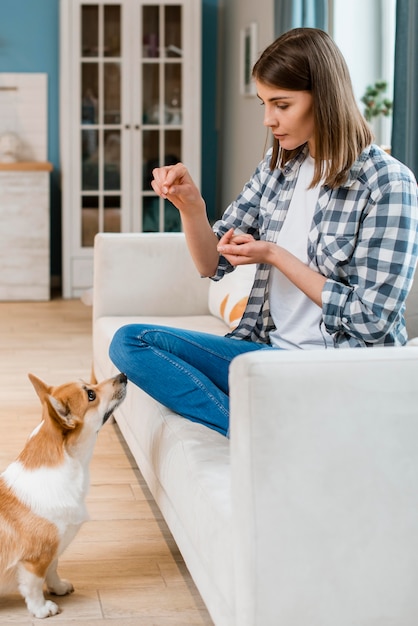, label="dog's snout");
[116,373,127,385]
